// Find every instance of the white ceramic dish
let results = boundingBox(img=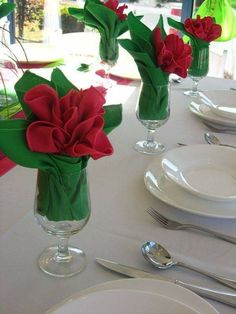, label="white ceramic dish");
[161,145,236,202]
[189,101,236,128]
[203,90,236,120]
[144,153,236,218]
[48,289,198,314]
[46,278,218,314]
